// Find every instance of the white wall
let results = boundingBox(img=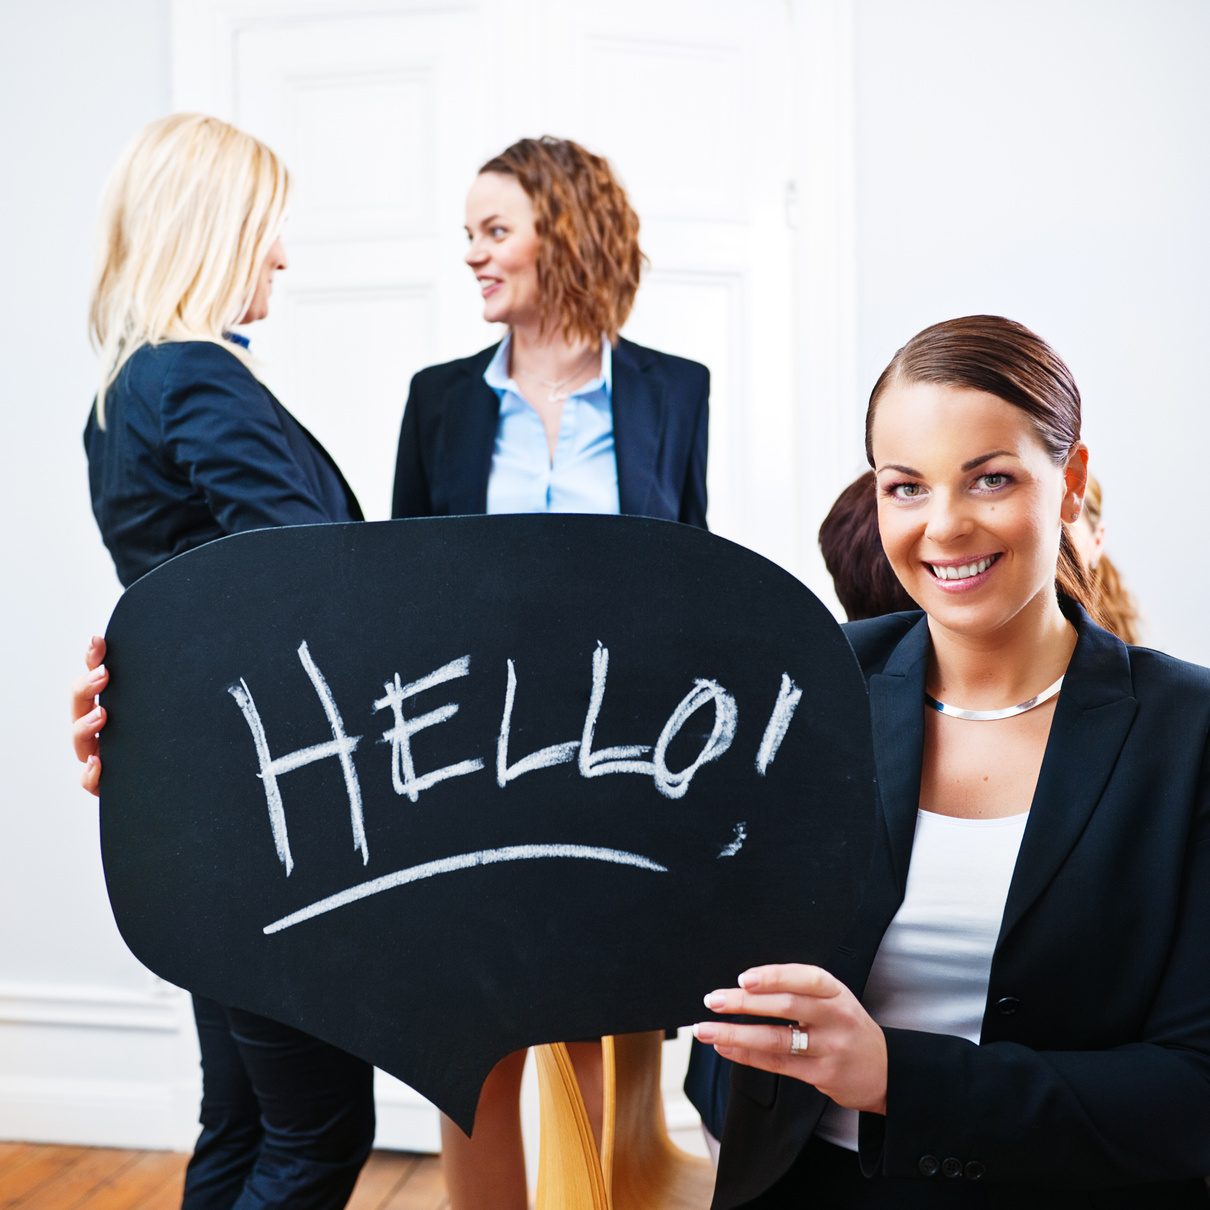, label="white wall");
[0,0,208,1149]
[1,0,1208,1152]
[851,0,1210,662]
